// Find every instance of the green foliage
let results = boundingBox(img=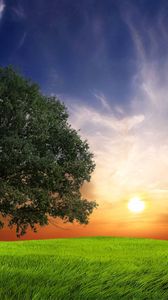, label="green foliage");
[0,66,97,236]
[0,237,168,299]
